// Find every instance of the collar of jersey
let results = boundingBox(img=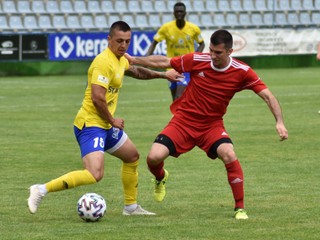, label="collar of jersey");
[210,56,233,72]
